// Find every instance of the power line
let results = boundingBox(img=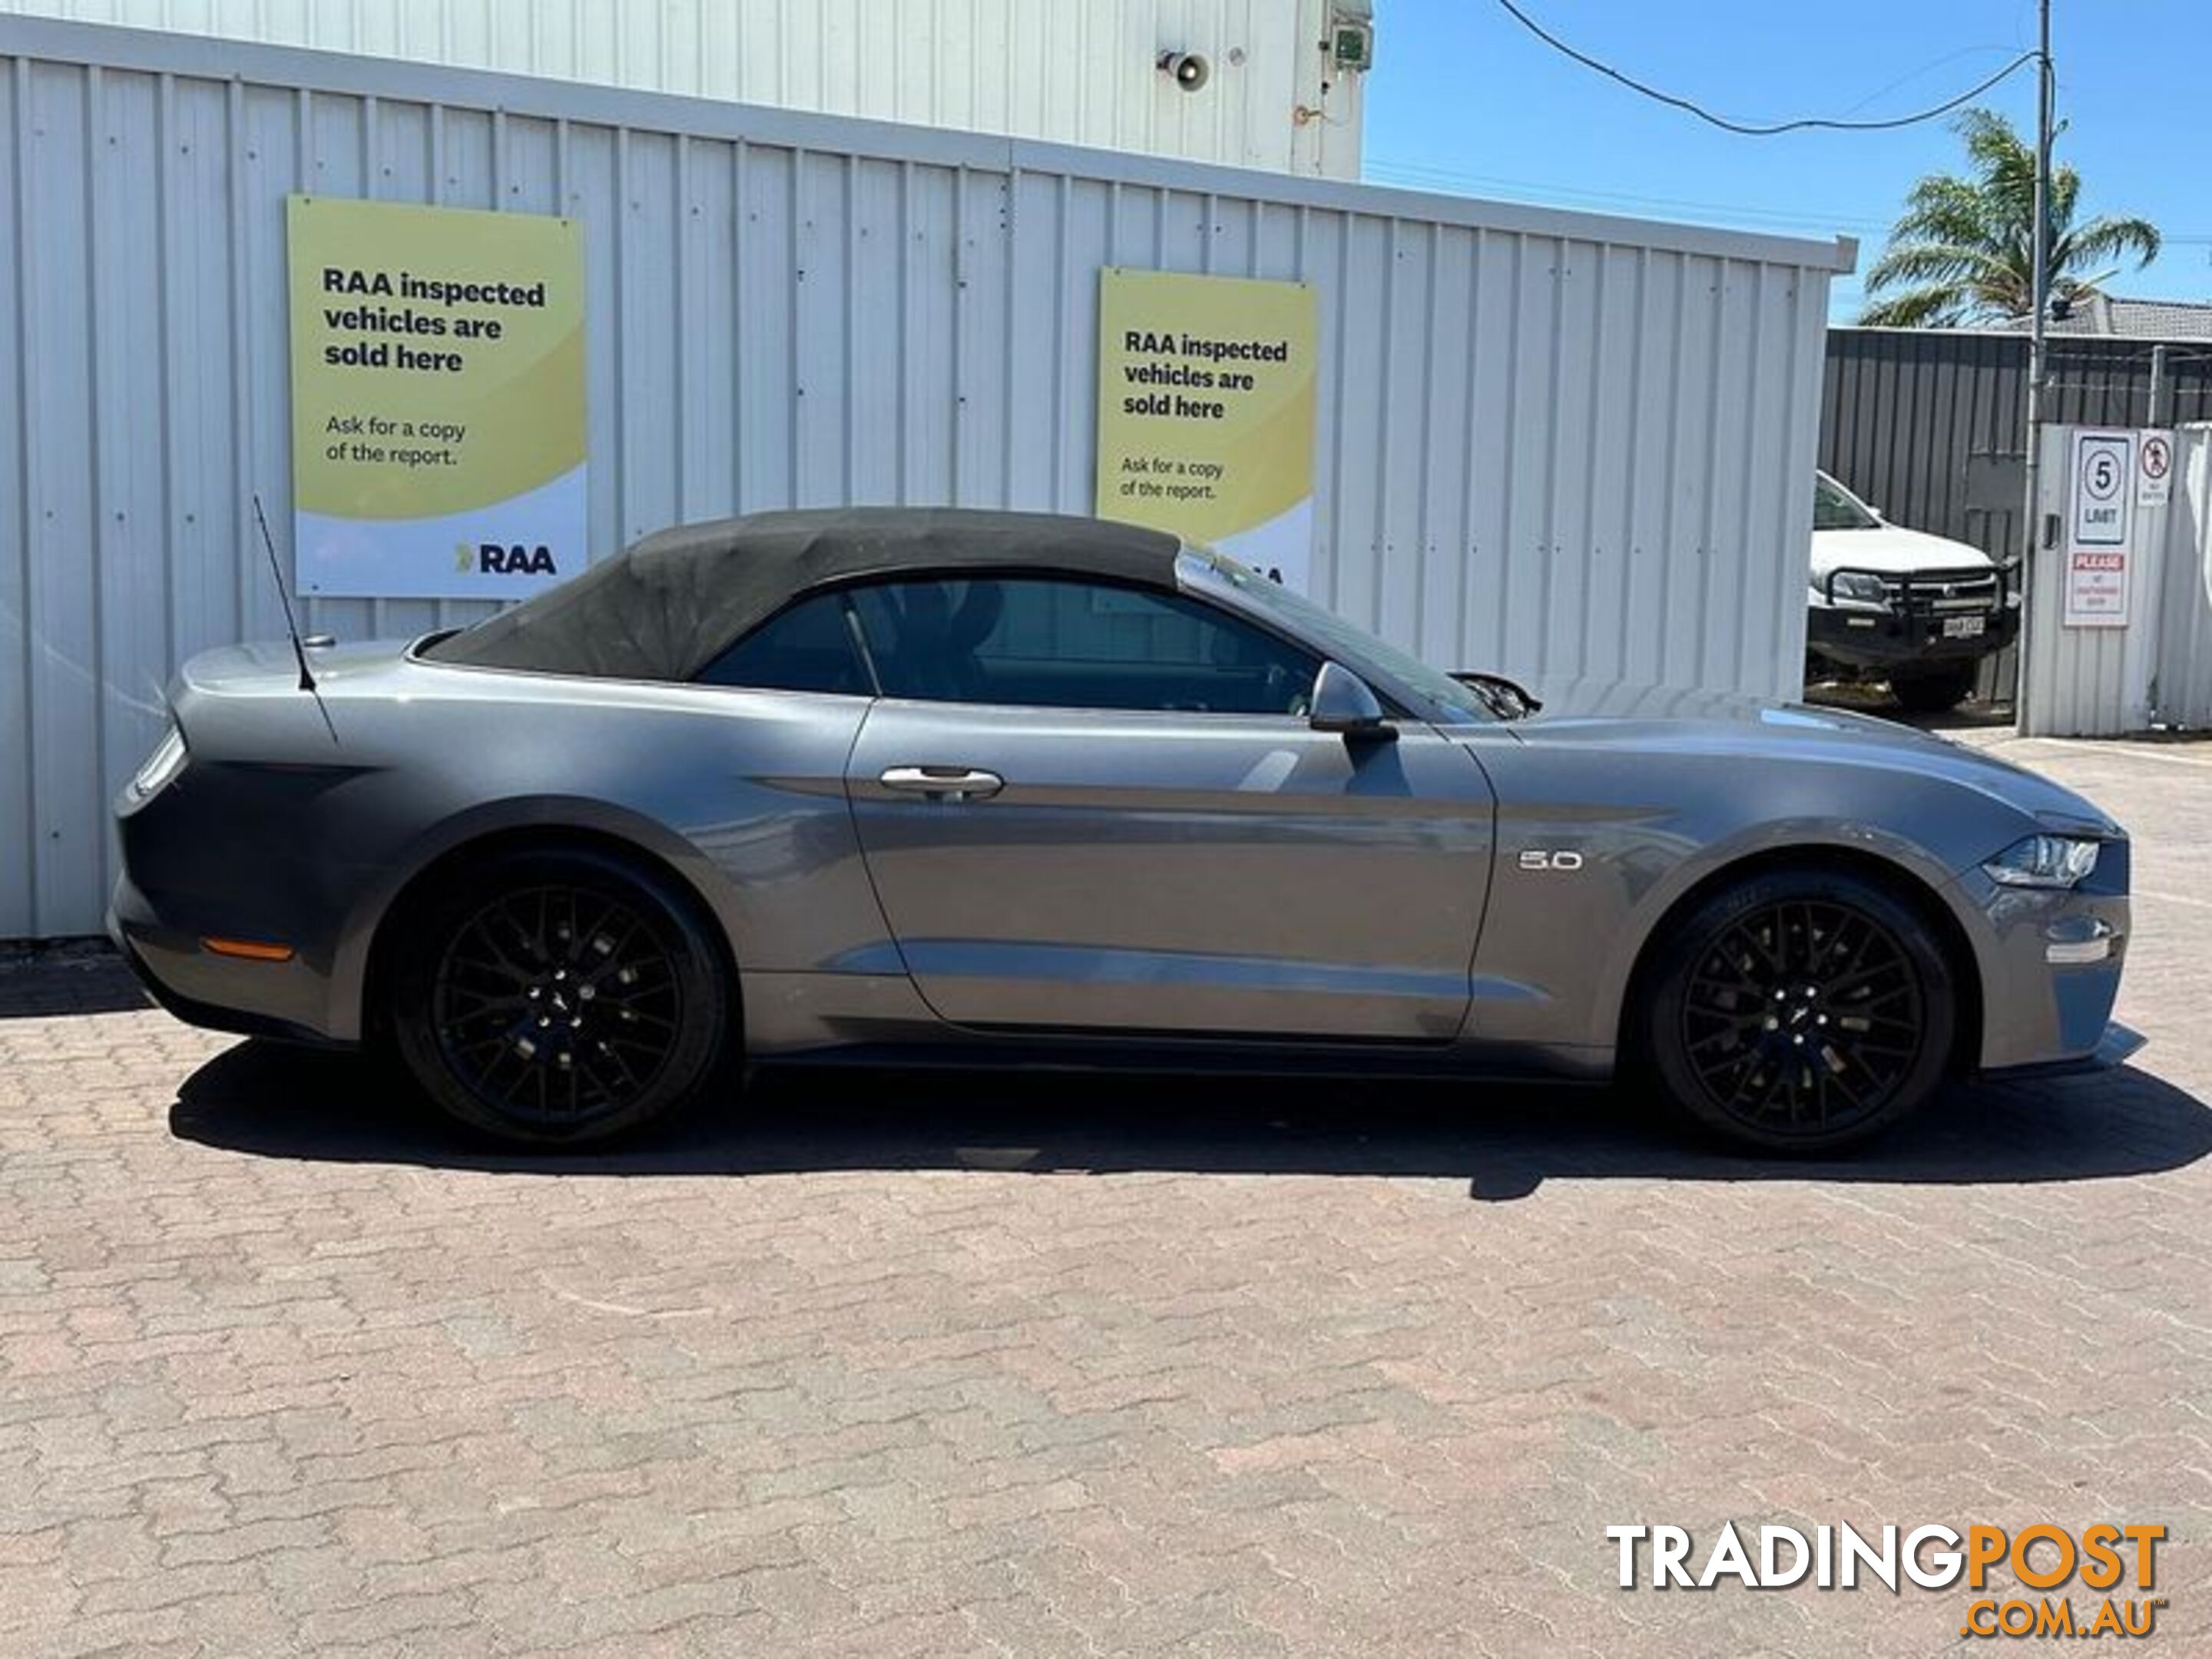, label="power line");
[1831,41,2038,120]
[1491,0,2039,136]
[1363,157,1891,235]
